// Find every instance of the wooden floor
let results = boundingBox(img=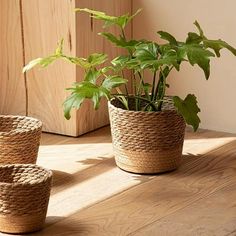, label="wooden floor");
[2,126,236,236]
